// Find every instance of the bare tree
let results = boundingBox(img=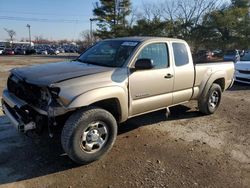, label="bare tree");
[177,0,217,27]
[160,0,218,38]
[128,0,221,39]
[20,37,29,42]
[162,0,179,21]
[80,30,98,47]
[141,2,152,21]
[138,2,165,21]
[138,0,218,26]
[34,35,50,44]
[4,28,16,43]
[128,7,139,27]
[161,0,180,37]
[150,3,164,20]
